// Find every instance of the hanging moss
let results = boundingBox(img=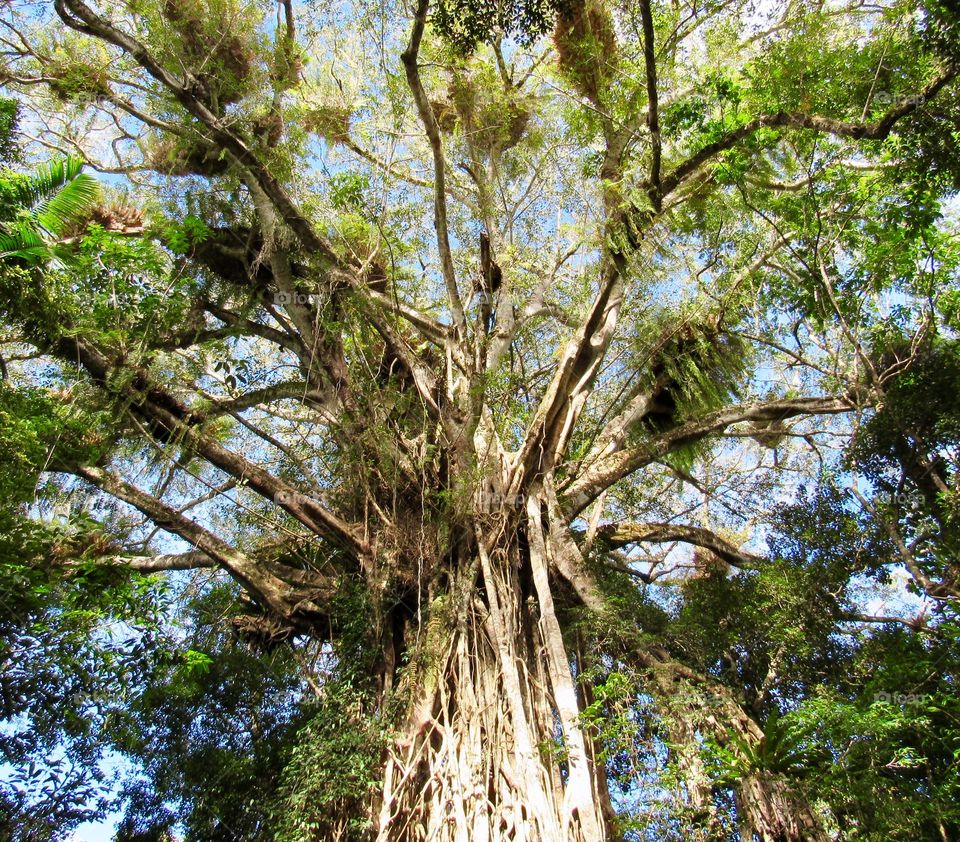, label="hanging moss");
[303,104,352,145]
[449,70,533,154]
[42,37,112,104]
[47,63,110,104]
[146,136,230,178]
[271,34,304,90]
[553,0,618,103]
[160,0,257,106]
[430,98,458,133]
